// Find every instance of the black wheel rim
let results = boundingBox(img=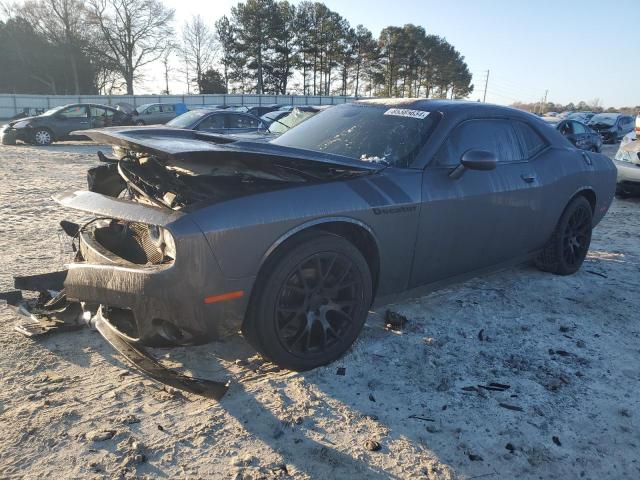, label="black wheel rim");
[275,252,363,357]
[562,206,591,267]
